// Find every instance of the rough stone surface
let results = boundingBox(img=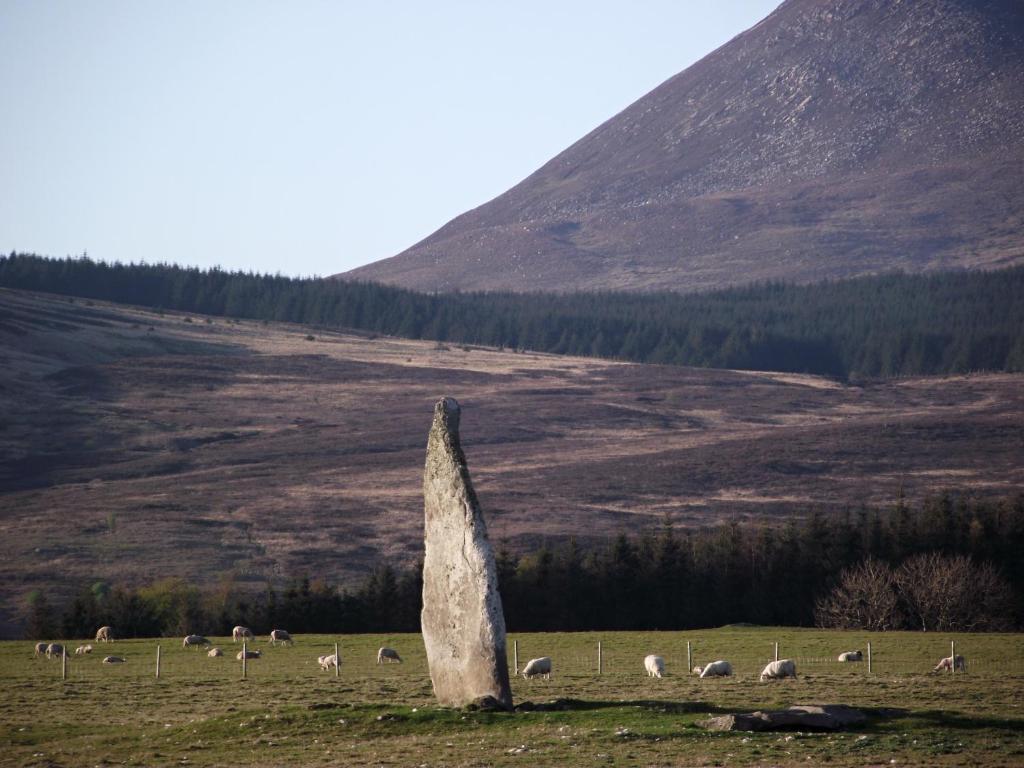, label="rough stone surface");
[466,695,506,712]
[702,704,867,732]
[421,397,513,710]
